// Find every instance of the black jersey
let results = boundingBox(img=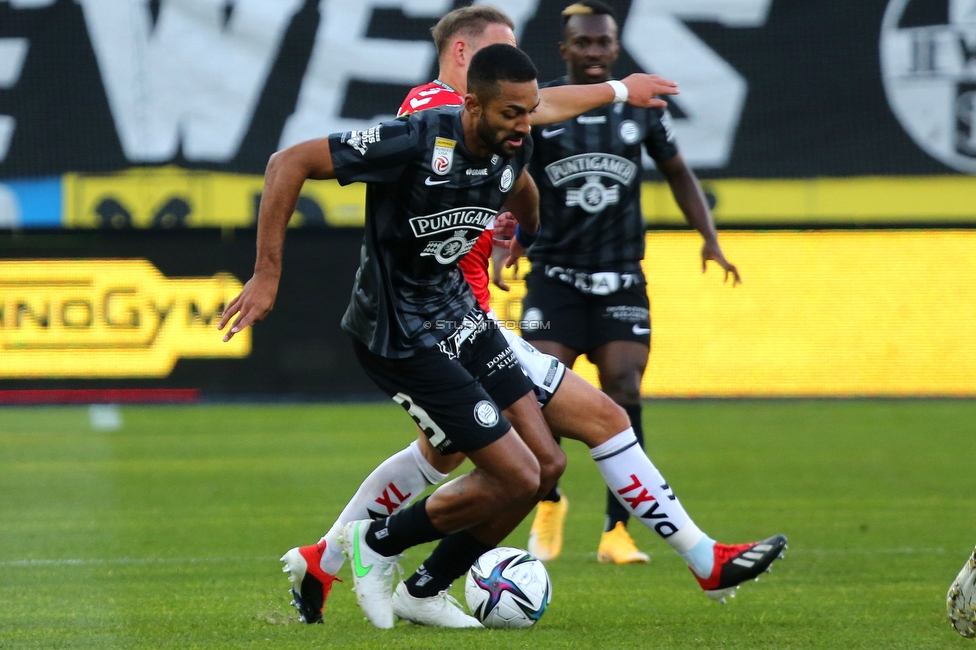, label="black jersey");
[331,106,532,359]
[528,77,678,273]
